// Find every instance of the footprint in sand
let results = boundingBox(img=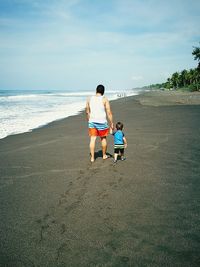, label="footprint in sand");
[36,214,51,242]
